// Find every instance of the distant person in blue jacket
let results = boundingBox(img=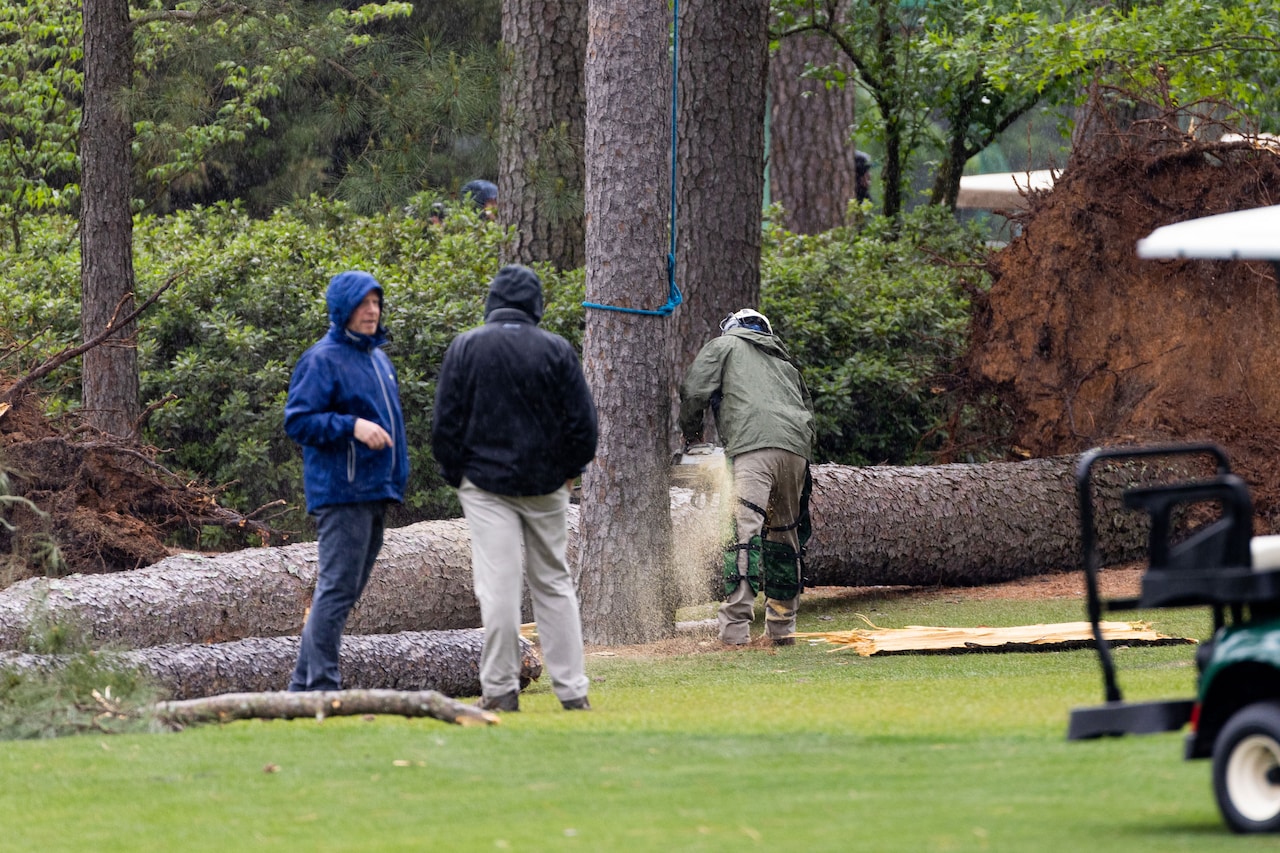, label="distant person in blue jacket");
[284,270,409,691]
